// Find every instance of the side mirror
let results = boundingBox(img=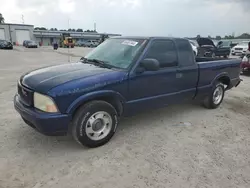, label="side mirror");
[139,58,160,72]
